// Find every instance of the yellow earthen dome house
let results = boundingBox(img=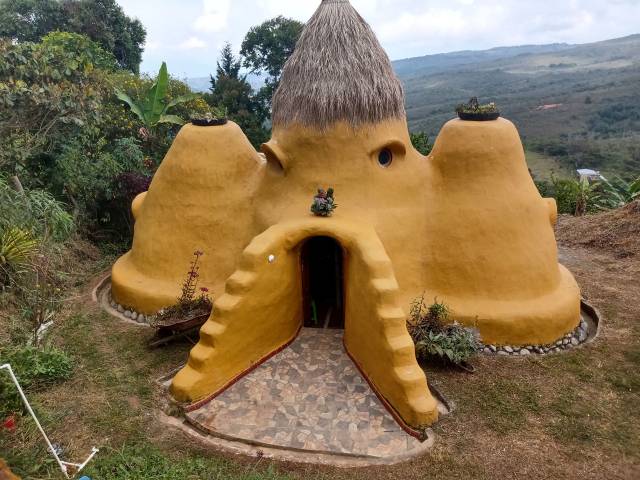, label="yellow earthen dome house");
[111,0,581,429]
